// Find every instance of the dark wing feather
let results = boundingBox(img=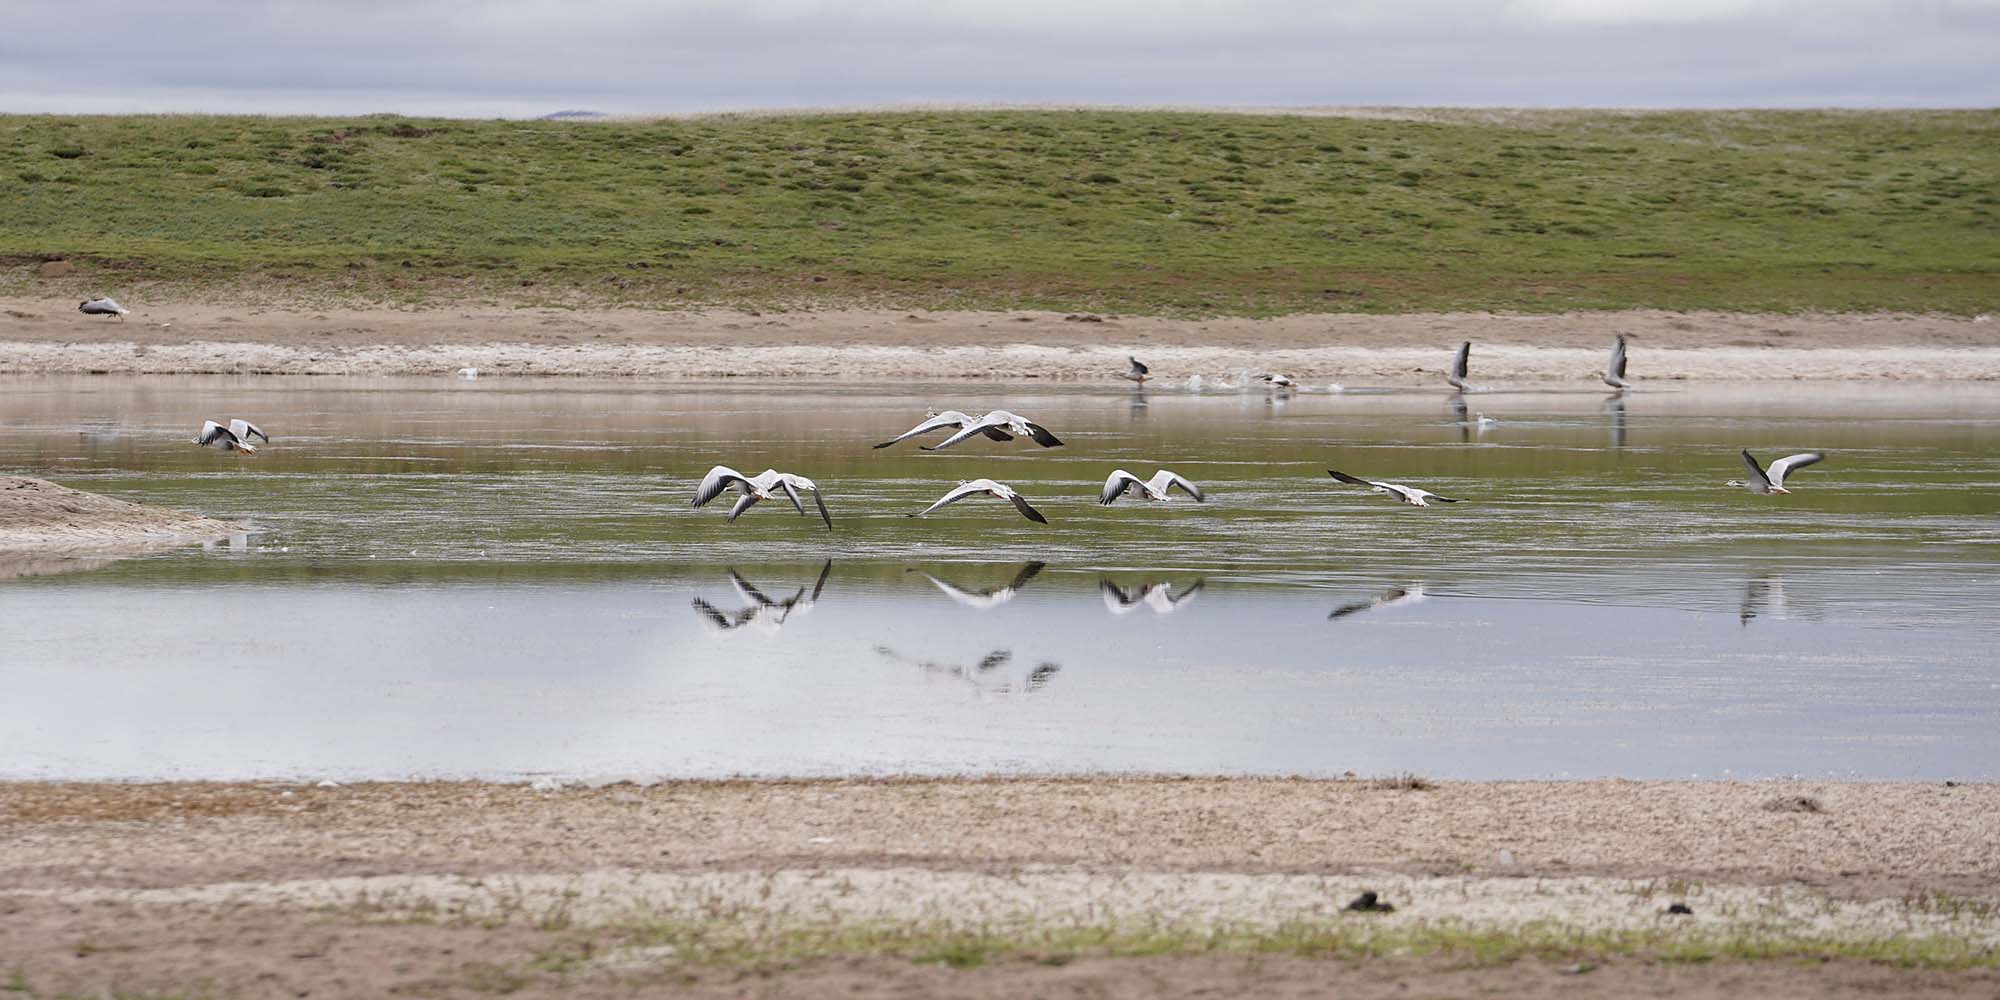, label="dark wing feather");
[1327,470,1372,487]
[812,490,834,531]
[1023,422,1064,447]
[1008,493,1049,523]
[1739,450,1773,491]
[691,598,734,629]
[1009,561,1047,589]
[726,492,761,521]
[778,479,807,516]
[809,559,834,600]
